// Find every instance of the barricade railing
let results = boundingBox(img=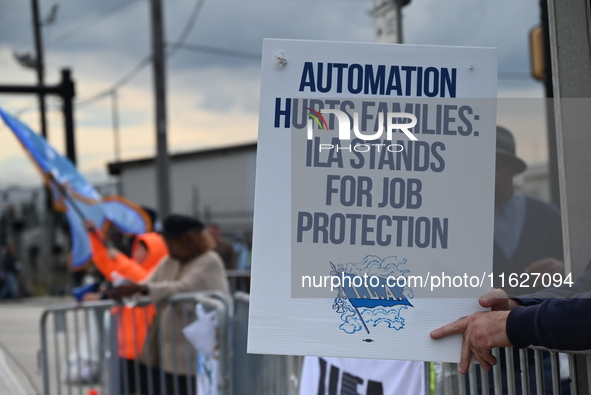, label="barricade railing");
[39,299,113,395]
[231,291,303,395]
[431,347,591,395]
[46,290,591,395]
[39,291,230,395]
